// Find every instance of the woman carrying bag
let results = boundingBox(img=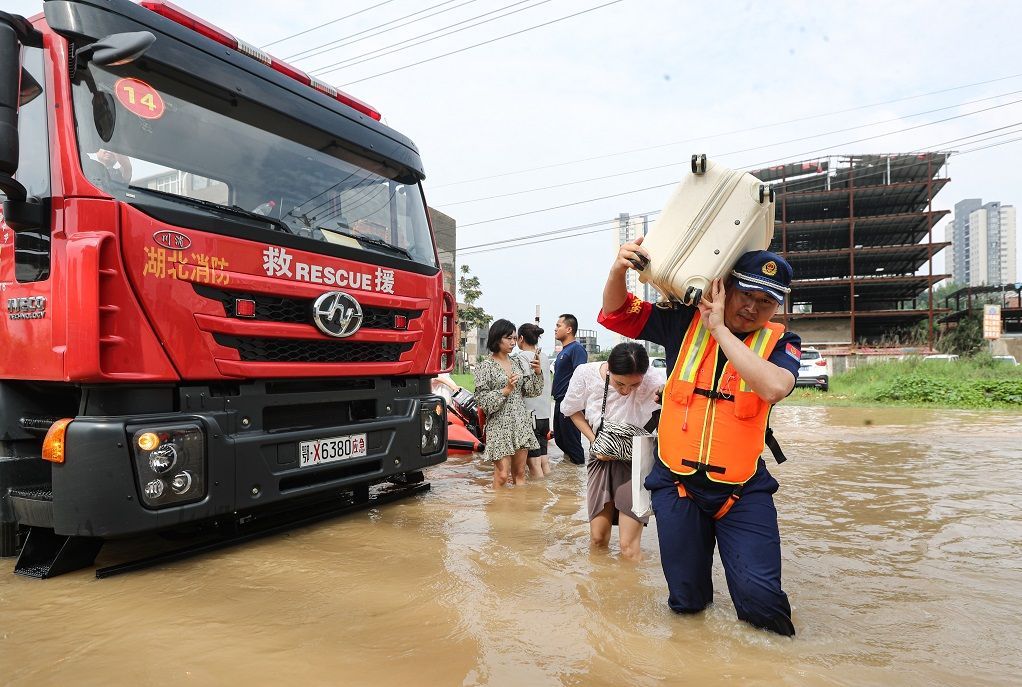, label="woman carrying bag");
[473,319,544,489]
[560,342,665,560]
